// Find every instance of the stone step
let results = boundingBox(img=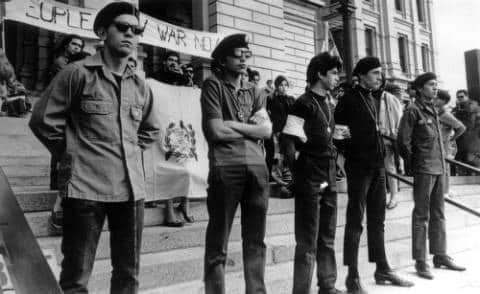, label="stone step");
[144,224,480,294]
[0,155,50,166]
[38,192,480,292]
[0,115,34,135]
